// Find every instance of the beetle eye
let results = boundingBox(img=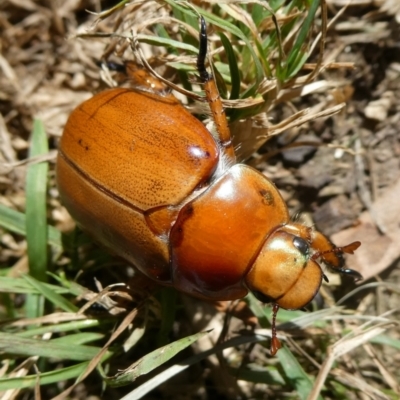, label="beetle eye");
[293,237,309,256]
